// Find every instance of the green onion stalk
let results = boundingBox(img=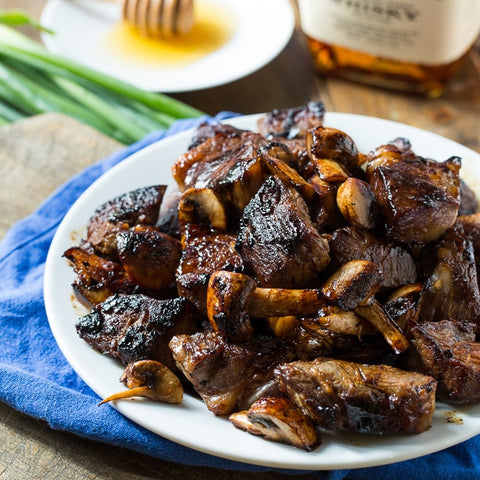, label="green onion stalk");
[0,15,205,143]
